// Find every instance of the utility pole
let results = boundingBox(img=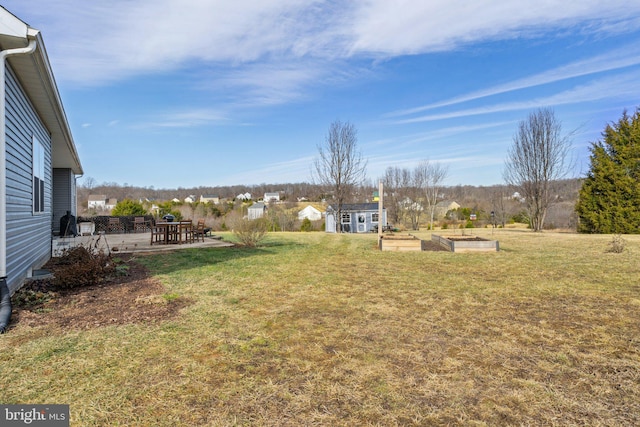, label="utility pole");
[378,181,384,249]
